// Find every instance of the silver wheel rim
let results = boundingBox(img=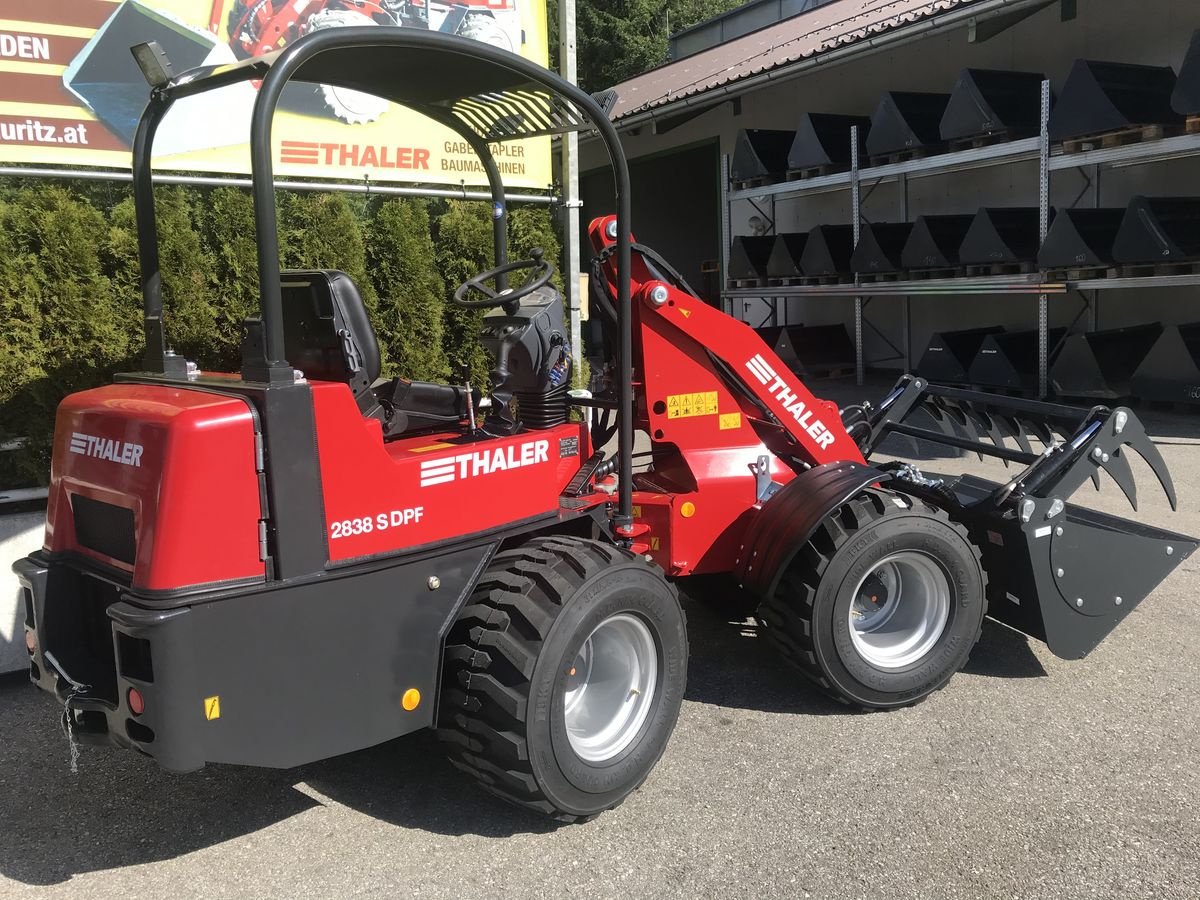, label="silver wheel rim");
[848,551,951,670]
[563,613,658,763]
